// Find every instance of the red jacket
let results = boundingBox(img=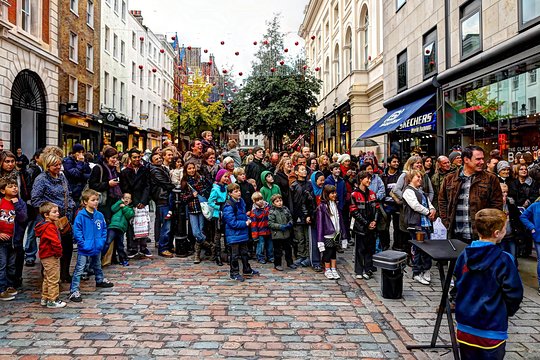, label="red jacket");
[35,221,63,259]
[249,203,271,238]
